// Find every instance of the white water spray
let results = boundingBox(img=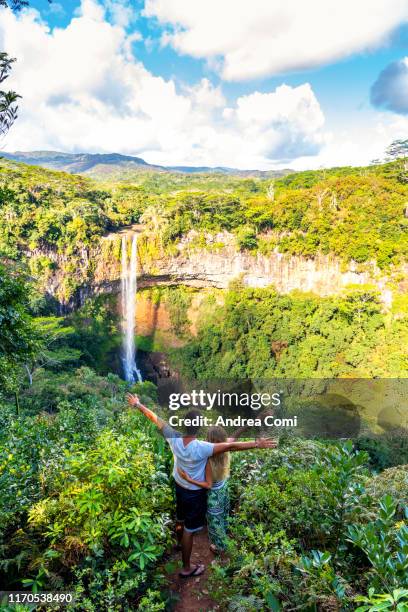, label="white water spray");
[121,233,142,383]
